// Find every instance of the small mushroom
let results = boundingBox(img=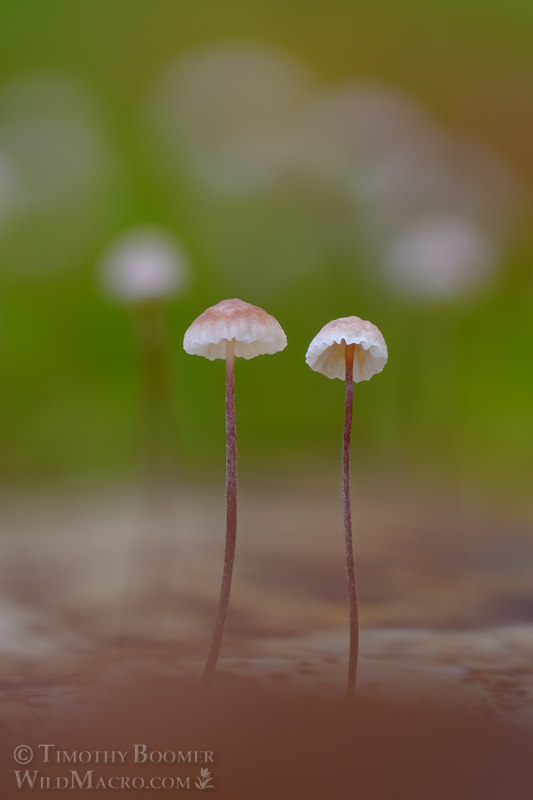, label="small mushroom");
[306,316,388,700]
[99,228,190,643]
[100,227,187,304]
[99,227,189,477]
[184,298,287,688]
